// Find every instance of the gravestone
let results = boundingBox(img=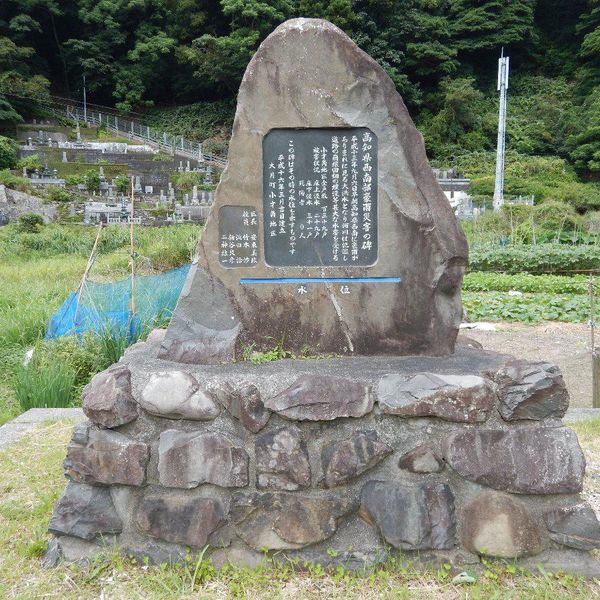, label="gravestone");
[47,19,599,577]
[159,19,467,364]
